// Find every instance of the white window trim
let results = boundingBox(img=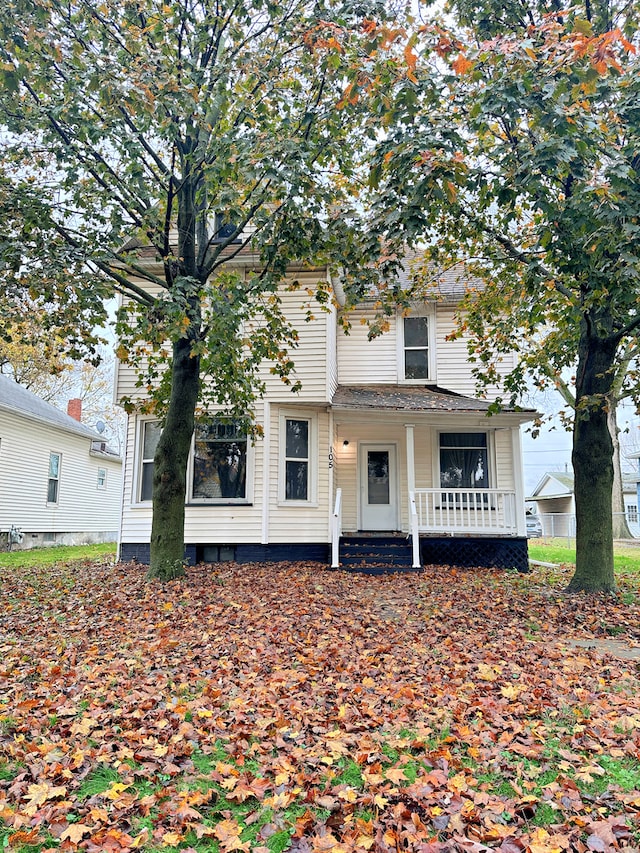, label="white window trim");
[186,420,254,505]
[398,305,436,384]
[433,429,495,490]
[278,410,318,506]
[133,417,160,506]
[47,451,61,506]
[97,467,107,490]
